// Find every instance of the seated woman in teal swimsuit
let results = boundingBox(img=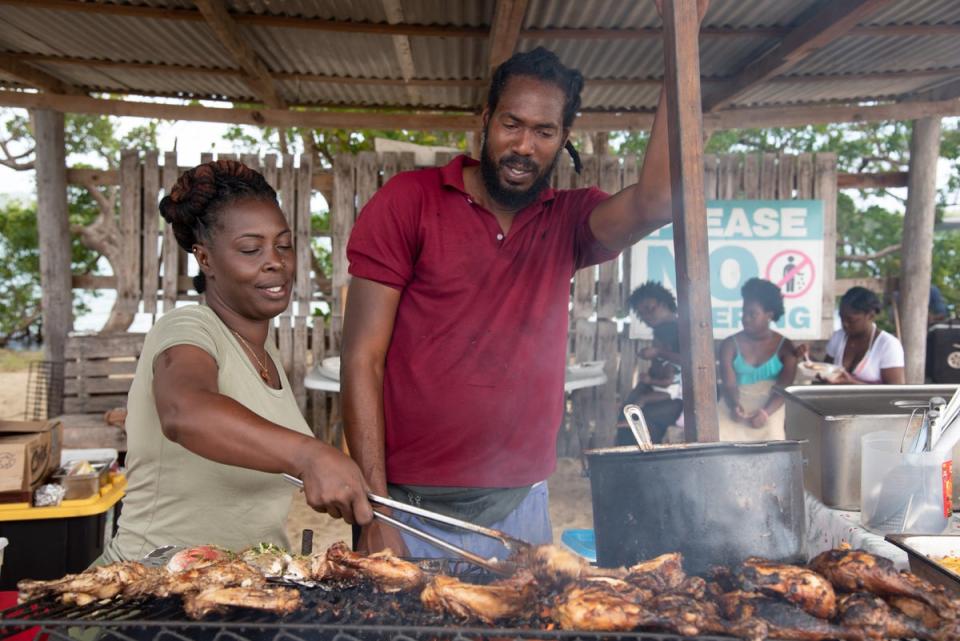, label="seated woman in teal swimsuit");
[718,278,798,441]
